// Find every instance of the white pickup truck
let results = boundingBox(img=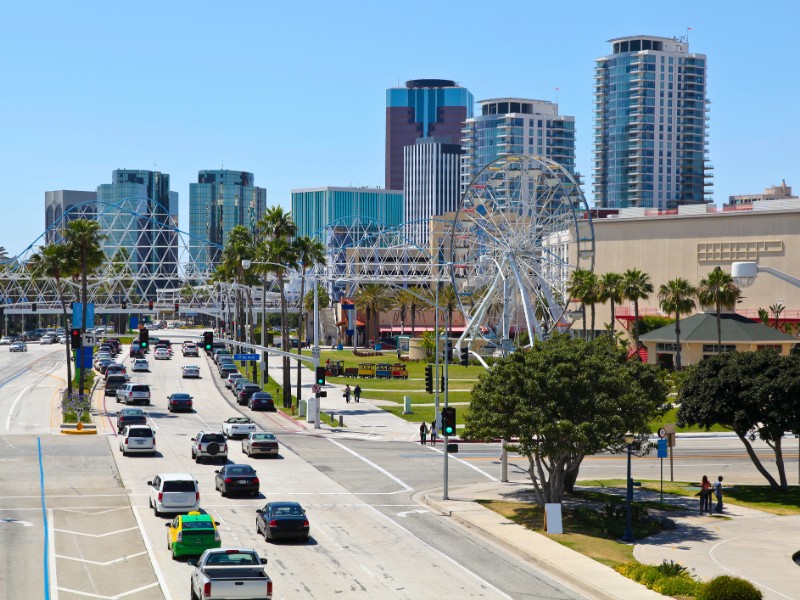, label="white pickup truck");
[188,548,272,600]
